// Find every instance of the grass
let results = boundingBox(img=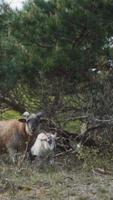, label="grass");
[1,155,113,200]
[64,120,82,133]
[0,110,20,120]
